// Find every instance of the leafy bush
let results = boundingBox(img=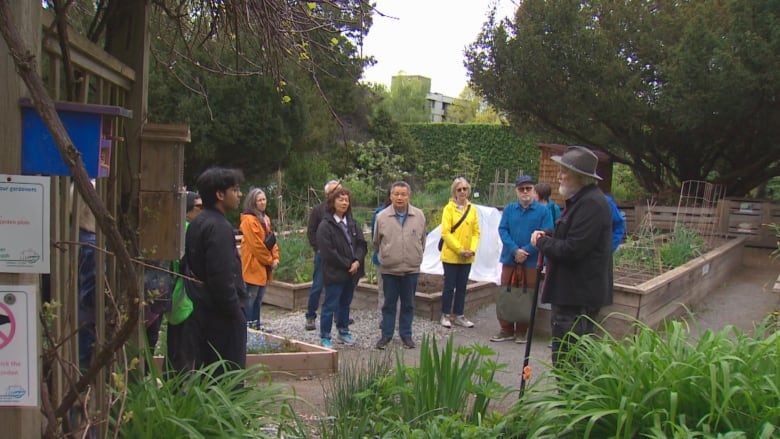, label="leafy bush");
[502,318,780,438]
[611,163,650,202]
[113,361,305,438]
